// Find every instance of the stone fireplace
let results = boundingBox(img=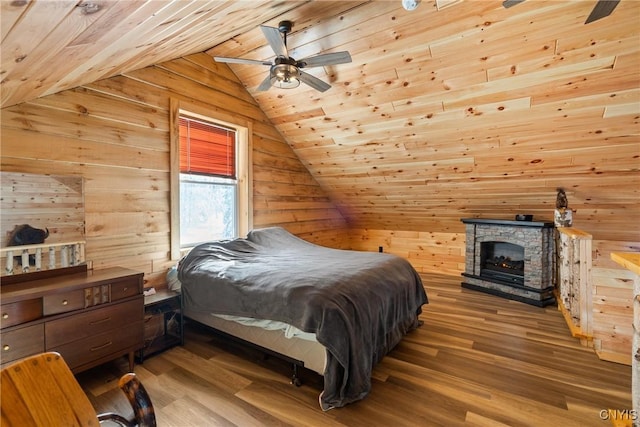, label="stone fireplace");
[461,218,555,307]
